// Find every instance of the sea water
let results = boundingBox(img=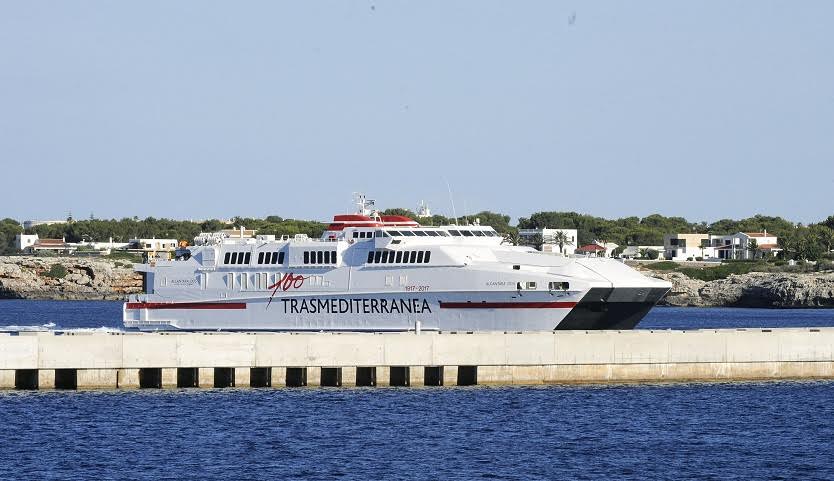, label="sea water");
[1,301,833,480]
